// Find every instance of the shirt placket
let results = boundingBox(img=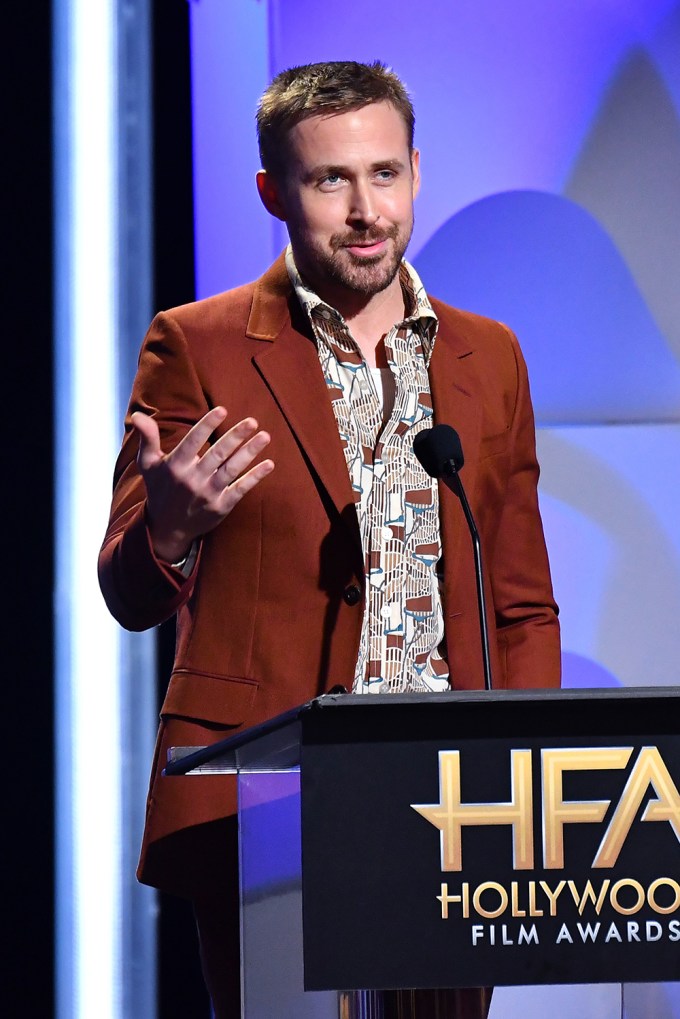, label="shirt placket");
[364,327,415,687]
[307,292,447,693]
